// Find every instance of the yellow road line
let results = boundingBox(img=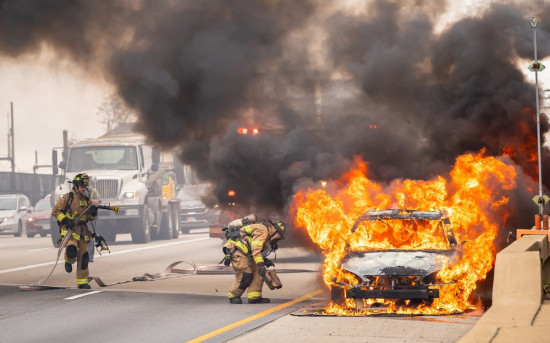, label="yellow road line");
[187,288,323,343]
